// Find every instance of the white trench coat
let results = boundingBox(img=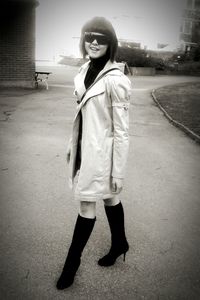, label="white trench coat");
[68,60,131,202]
